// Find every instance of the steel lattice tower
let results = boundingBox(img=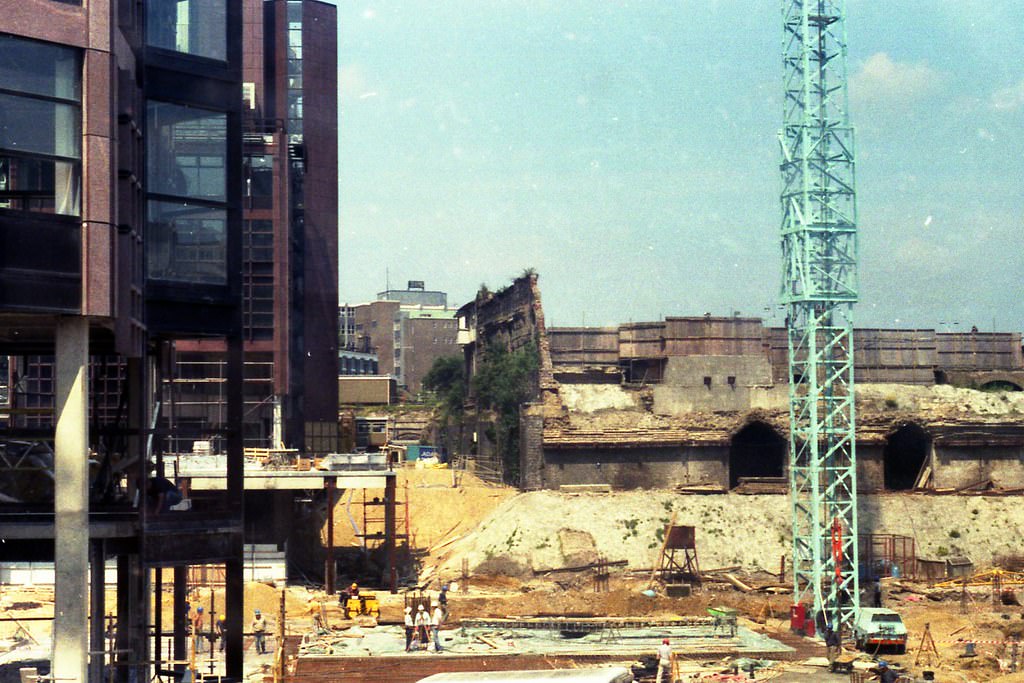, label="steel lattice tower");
[779,0,860,633]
